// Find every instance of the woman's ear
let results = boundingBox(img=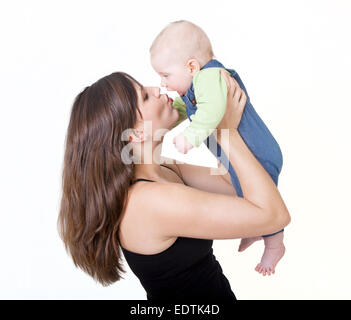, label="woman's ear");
[129,129,145,143]
[187,59,200,75]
